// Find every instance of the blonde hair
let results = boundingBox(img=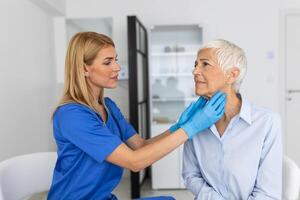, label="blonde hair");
[54,32,115,115]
